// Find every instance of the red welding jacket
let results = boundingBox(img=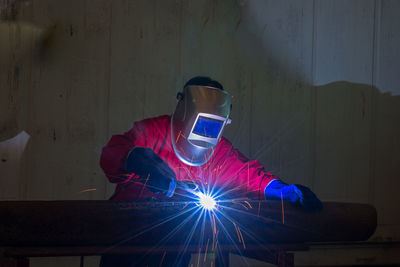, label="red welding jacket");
[100,115,278,200]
